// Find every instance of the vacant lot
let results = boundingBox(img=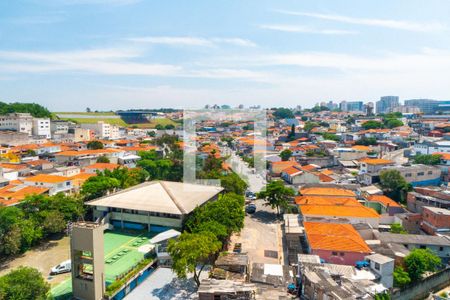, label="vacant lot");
[0,236,71,287]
